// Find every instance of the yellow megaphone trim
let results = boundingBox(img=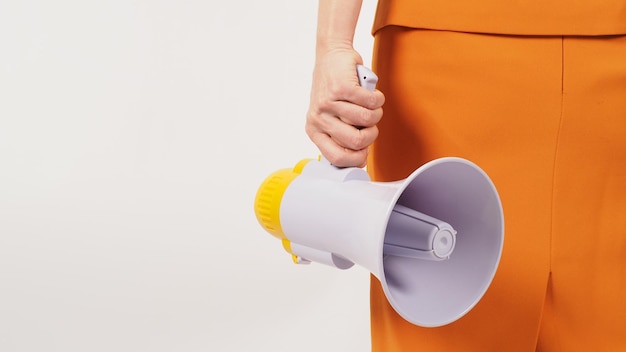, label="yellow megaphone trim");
[254,158,312,243]
[281,239,300,264]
